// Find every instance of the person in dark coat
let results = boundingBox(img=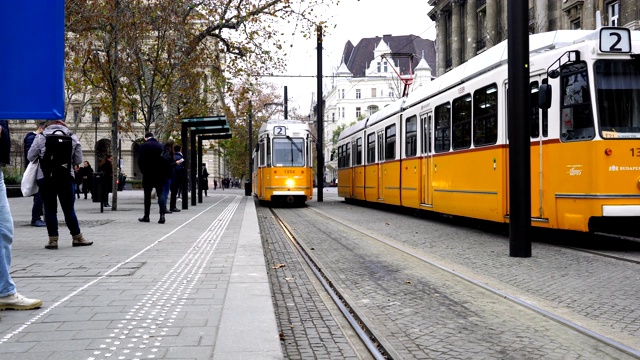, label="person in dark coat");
[78,161,93,199]
[138,132,168,224]
[98,154,113,207]
[0,120,43,310]
[200,163,209,196]
[169,144,184,212]
[23,122,46,227]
